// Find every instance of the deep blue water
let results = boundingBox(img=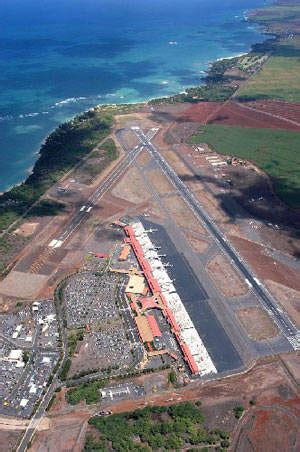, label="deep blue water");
[0,0,267,192]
